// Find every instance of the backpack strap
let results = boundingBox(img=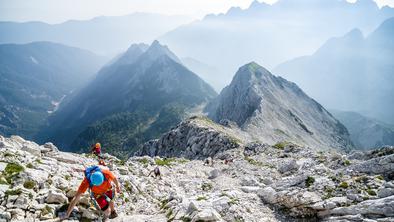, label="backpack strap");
[84,166,107,188]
